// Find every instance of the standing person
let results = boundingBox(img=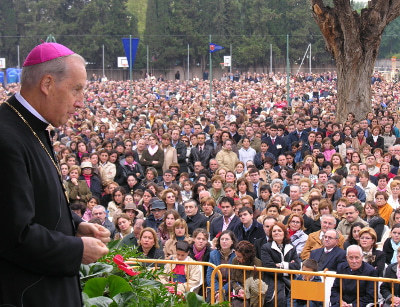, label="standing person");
[140,134,165,179]
[0,43,109,306]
